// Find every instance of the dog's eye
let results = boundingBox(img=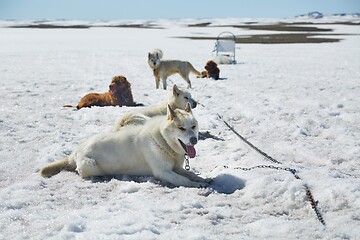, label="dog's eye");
[179,127,186,131]
[191,125,196,130]
[184,97,189,100]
